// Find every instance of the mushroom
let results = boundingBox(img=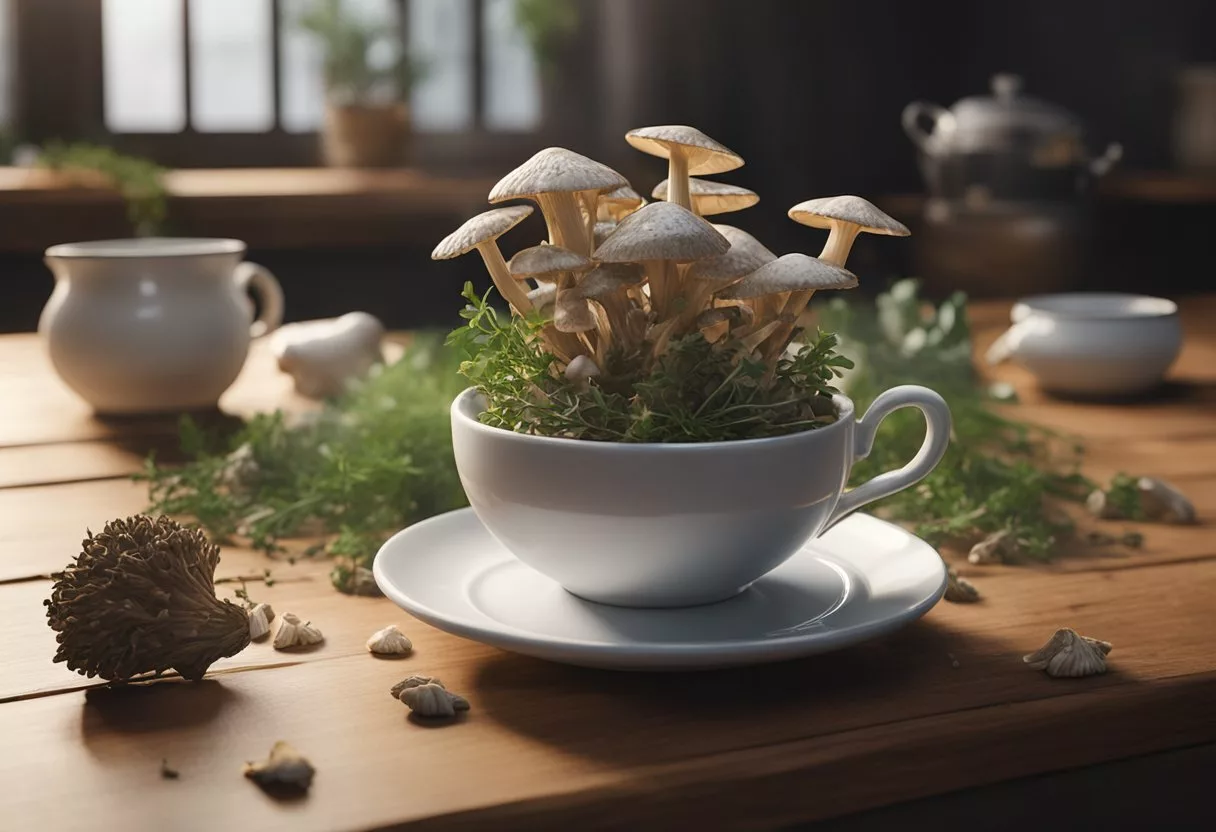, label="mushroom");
[272,613,324,650]
[433,205,535,314]
[488,147,629,256]
[597,185,645,222]
[593,221,617,248]
[718,253,857,356]
[248,603,273,640]
[694,308,733,344]
[270,312,386,400]
[1087,476,1196,524]
[625,125,743,212]
[565,355,602,390]
[578,262,646,348]
[594,201,729,321]
[243,741,315,795]
[944,568,981,603]
[676,224,778,331]
[652,177,758,217]
[366,624,413,656]
[399,683,471,719]
[1023,628,1112,678]
[968,530,1013,565]
[390,675,442,699]
[508,243,592,285]
[526,282,557,313]
[787,195,910,268]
